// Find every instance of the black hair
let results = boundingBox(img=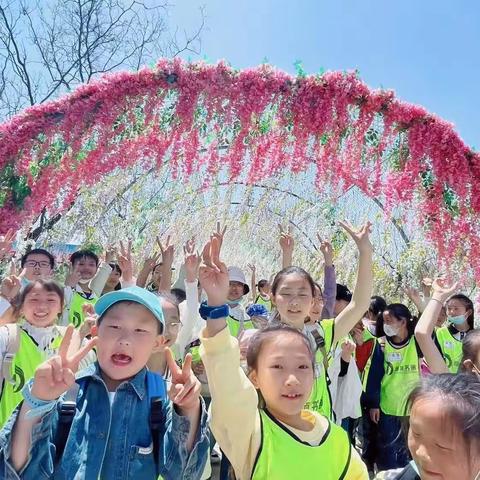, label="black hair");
[246,324,315,374]
[170,288,186,304]
[70,250,99,266]
[407,373,480,454]
[336,283,352,303]
[108,263,122,291]
[313,282,323,298]
[370,295,387,337]
[271,266,316,298]
[21,248,55,269]
[460,330,480,372]
[257,279,269,290]
[381,303,417,337]
[98,300,163,334]
[13,279,64,318]
[447,294,475,330]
